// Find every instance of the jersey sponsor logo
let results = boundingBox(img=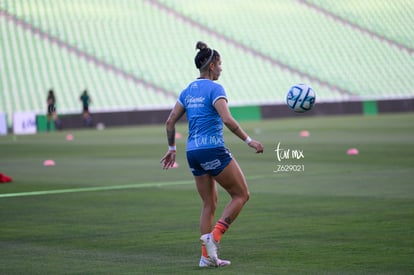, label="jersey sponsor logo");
[185,95,205,108]
[194,134,224,147]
